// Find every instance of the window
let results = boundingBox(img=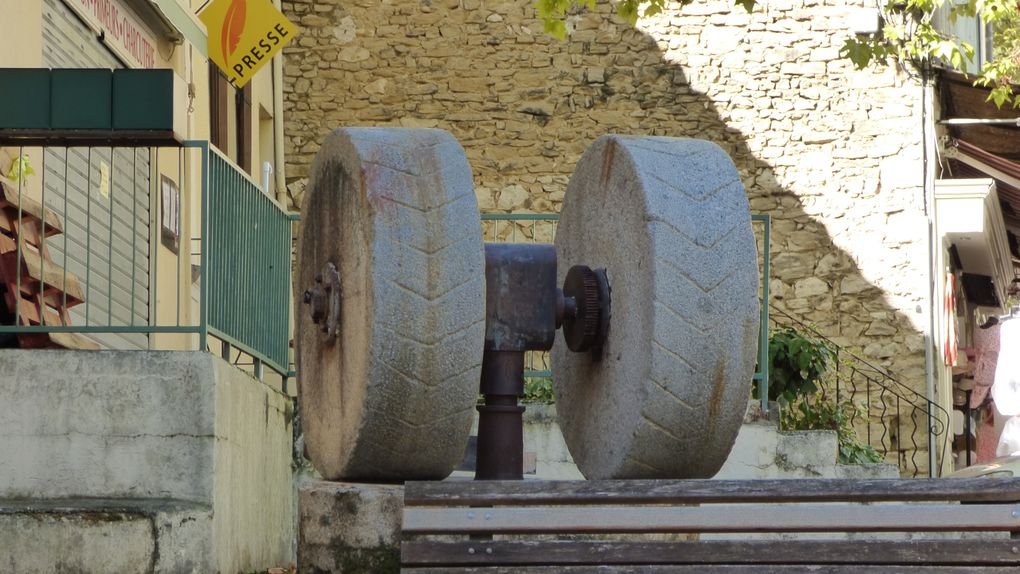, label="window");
[933,0,994,73]
[208,64,252,174]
